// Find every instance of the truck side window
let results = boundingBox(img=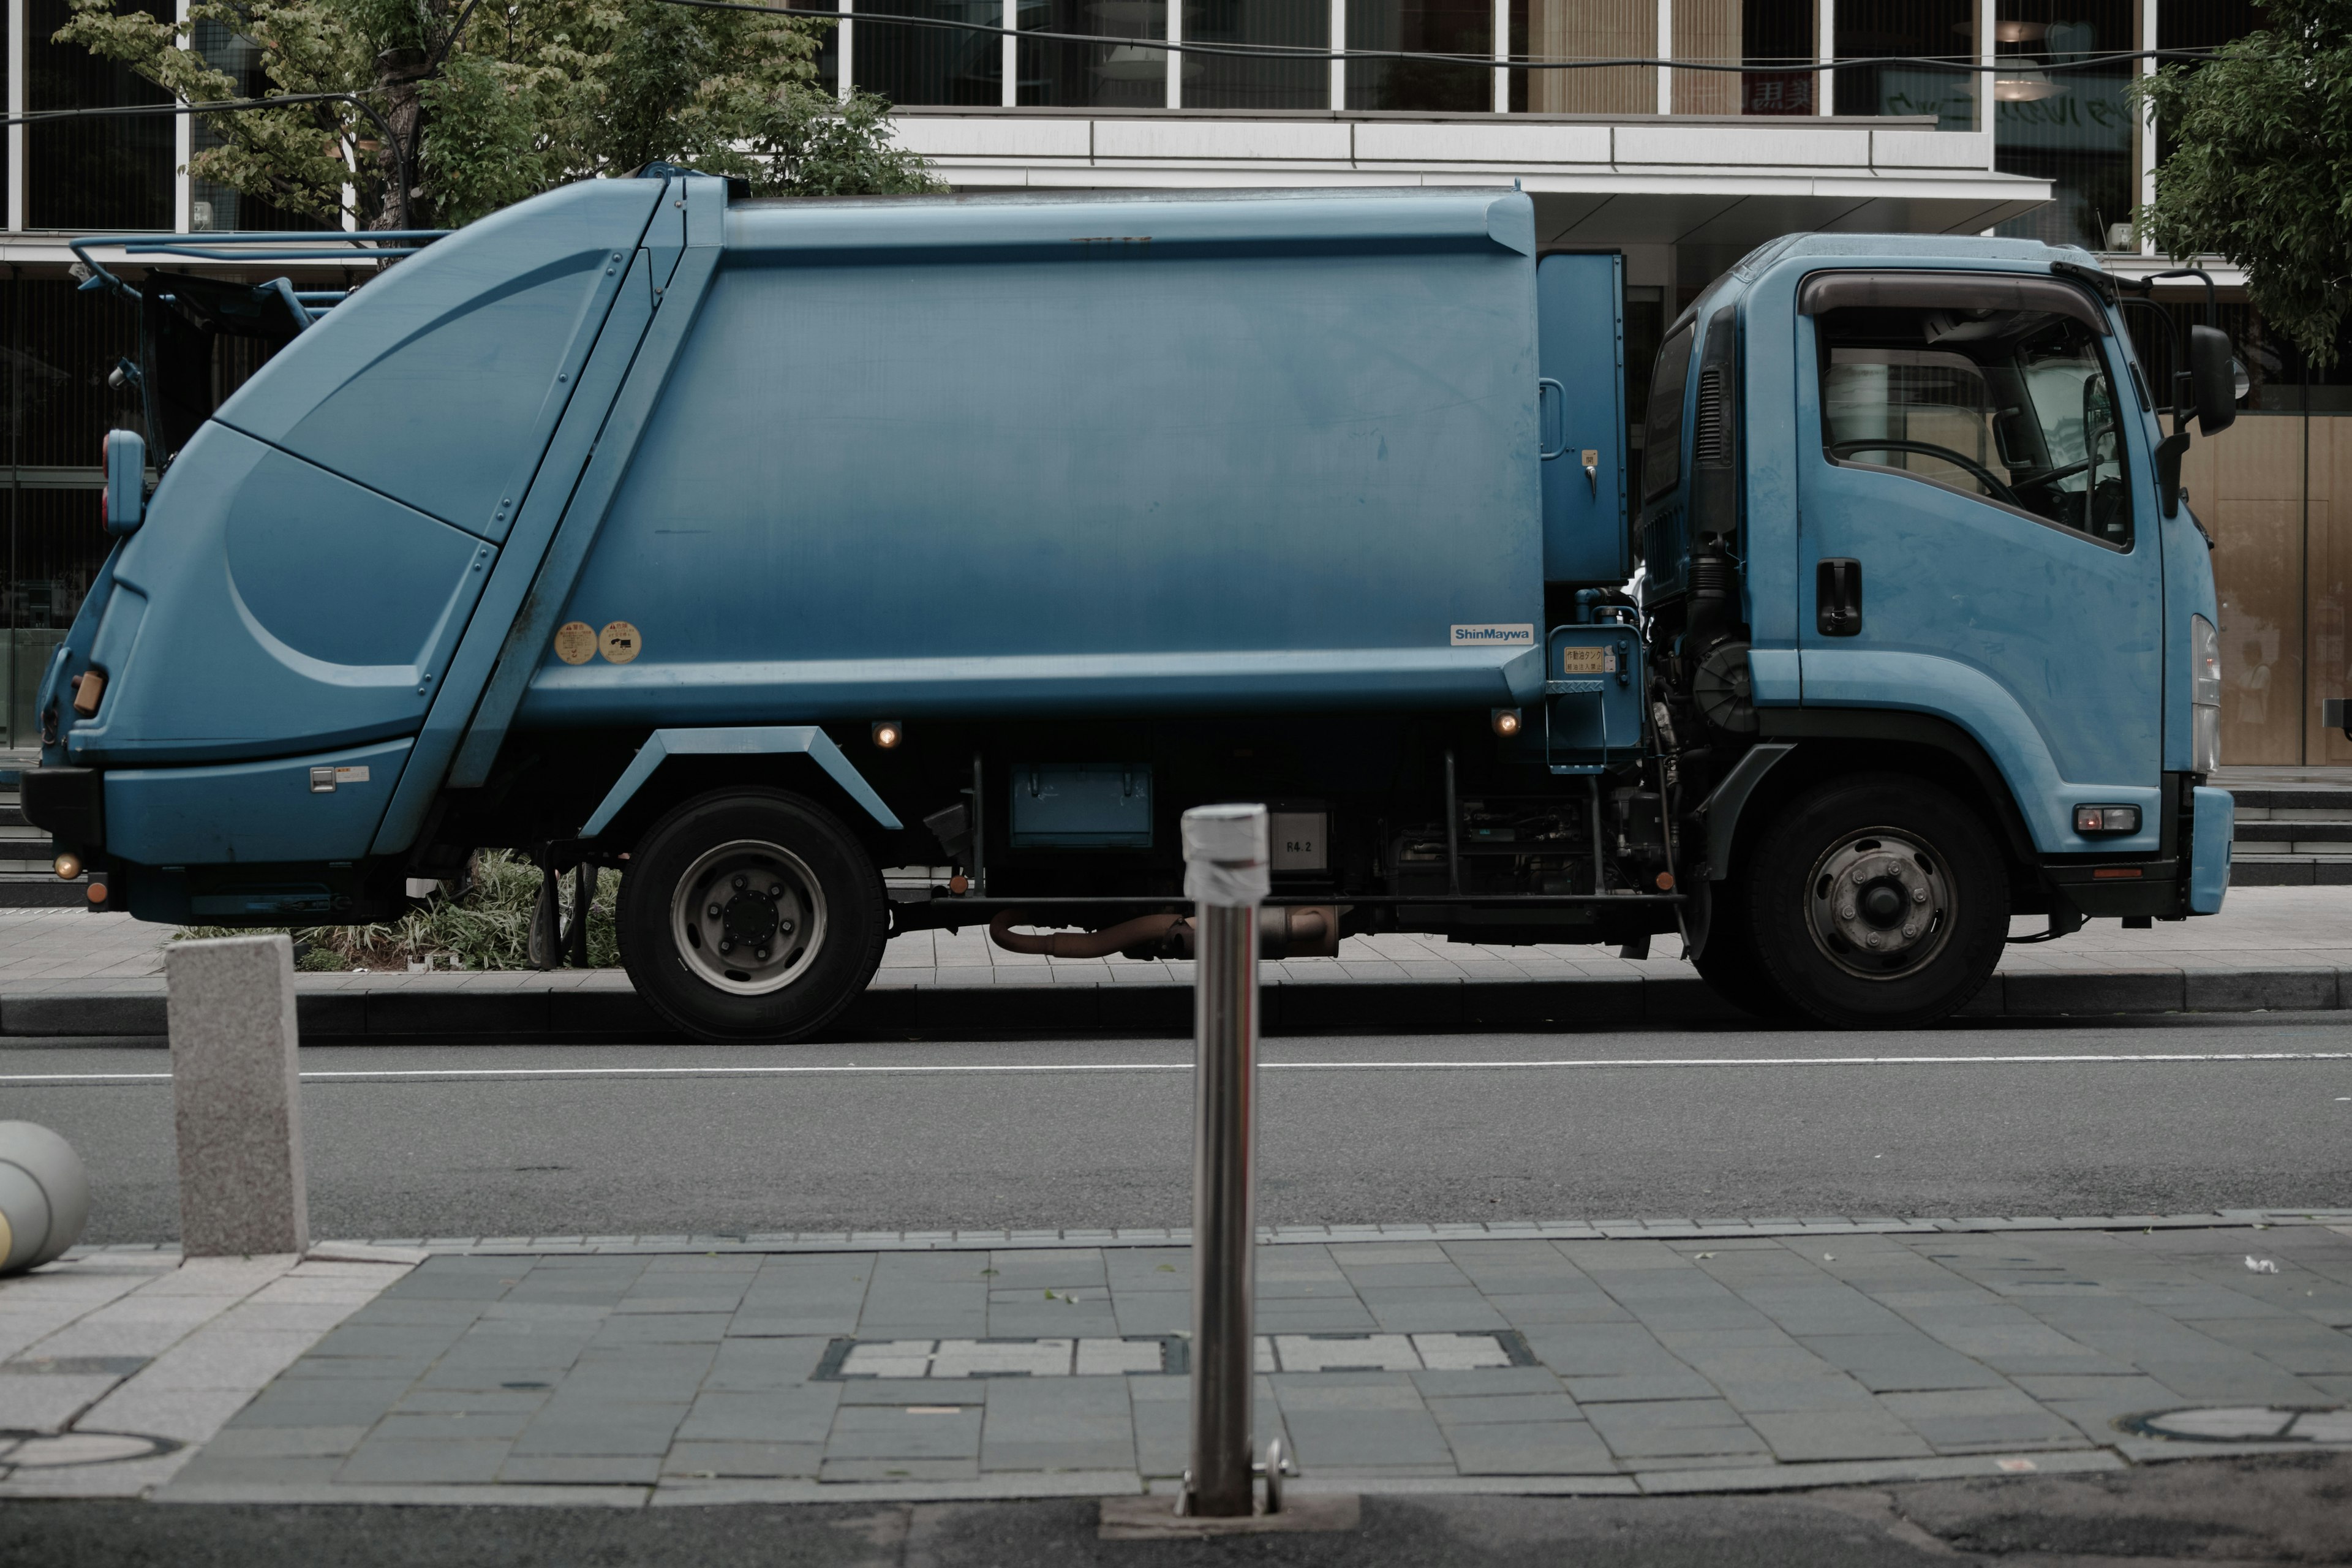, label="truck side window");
[1643,323,1694,503]
[1814,303,2132,548]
